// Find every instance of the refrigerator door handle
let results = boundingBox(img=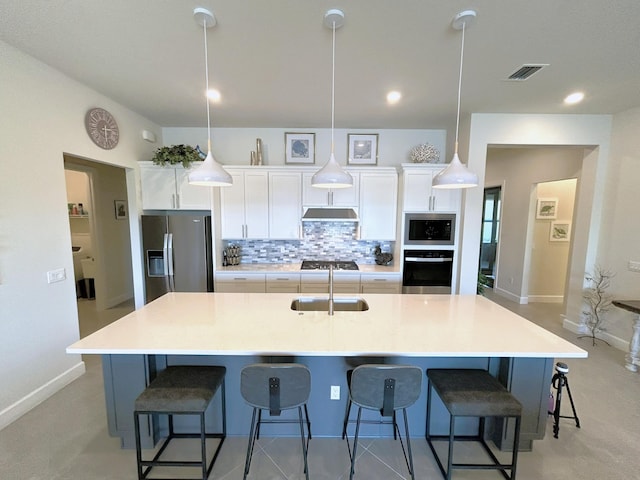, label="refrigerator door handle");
[167,233,175,277]
[162,234,170,276]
